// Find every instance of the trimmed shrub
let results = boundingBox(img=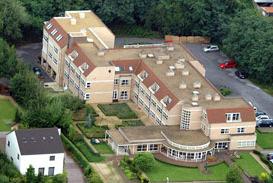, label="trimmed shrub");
[133,153,155,172]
